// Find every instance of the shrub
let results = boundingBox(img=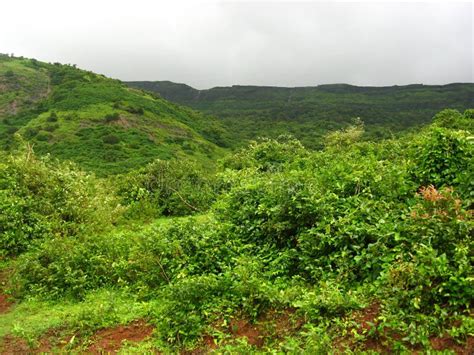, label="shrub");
[411,128,472,189]
[35,131,51,141]
[102,134,120,144]
[104,112,120,123]
[324,118,364,148]
[220,135,309,172]
[0,147,119,256]
[47,111,58,122]
[44,124,59,132]
[432,108,473,131]
[118,159,216,217]
[23,127,39,138]
[12,233,133,299]
[6,126,18,134]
